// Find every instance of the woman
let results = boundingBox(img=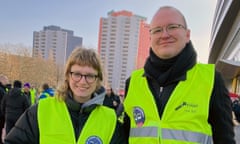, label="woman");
[4,47,127,144]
